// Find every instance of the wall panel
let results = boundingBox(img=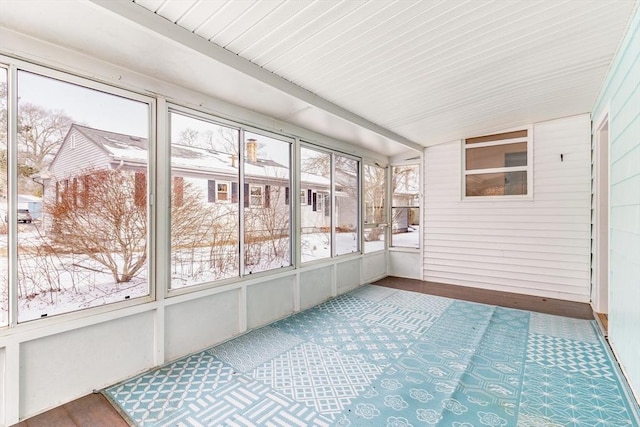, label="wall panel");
[165,290,241,361]
[19,312,154,418]
[246,276,295,329]
[591,5,640,398]
[423,114,592,302]
[299,266,333,310]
